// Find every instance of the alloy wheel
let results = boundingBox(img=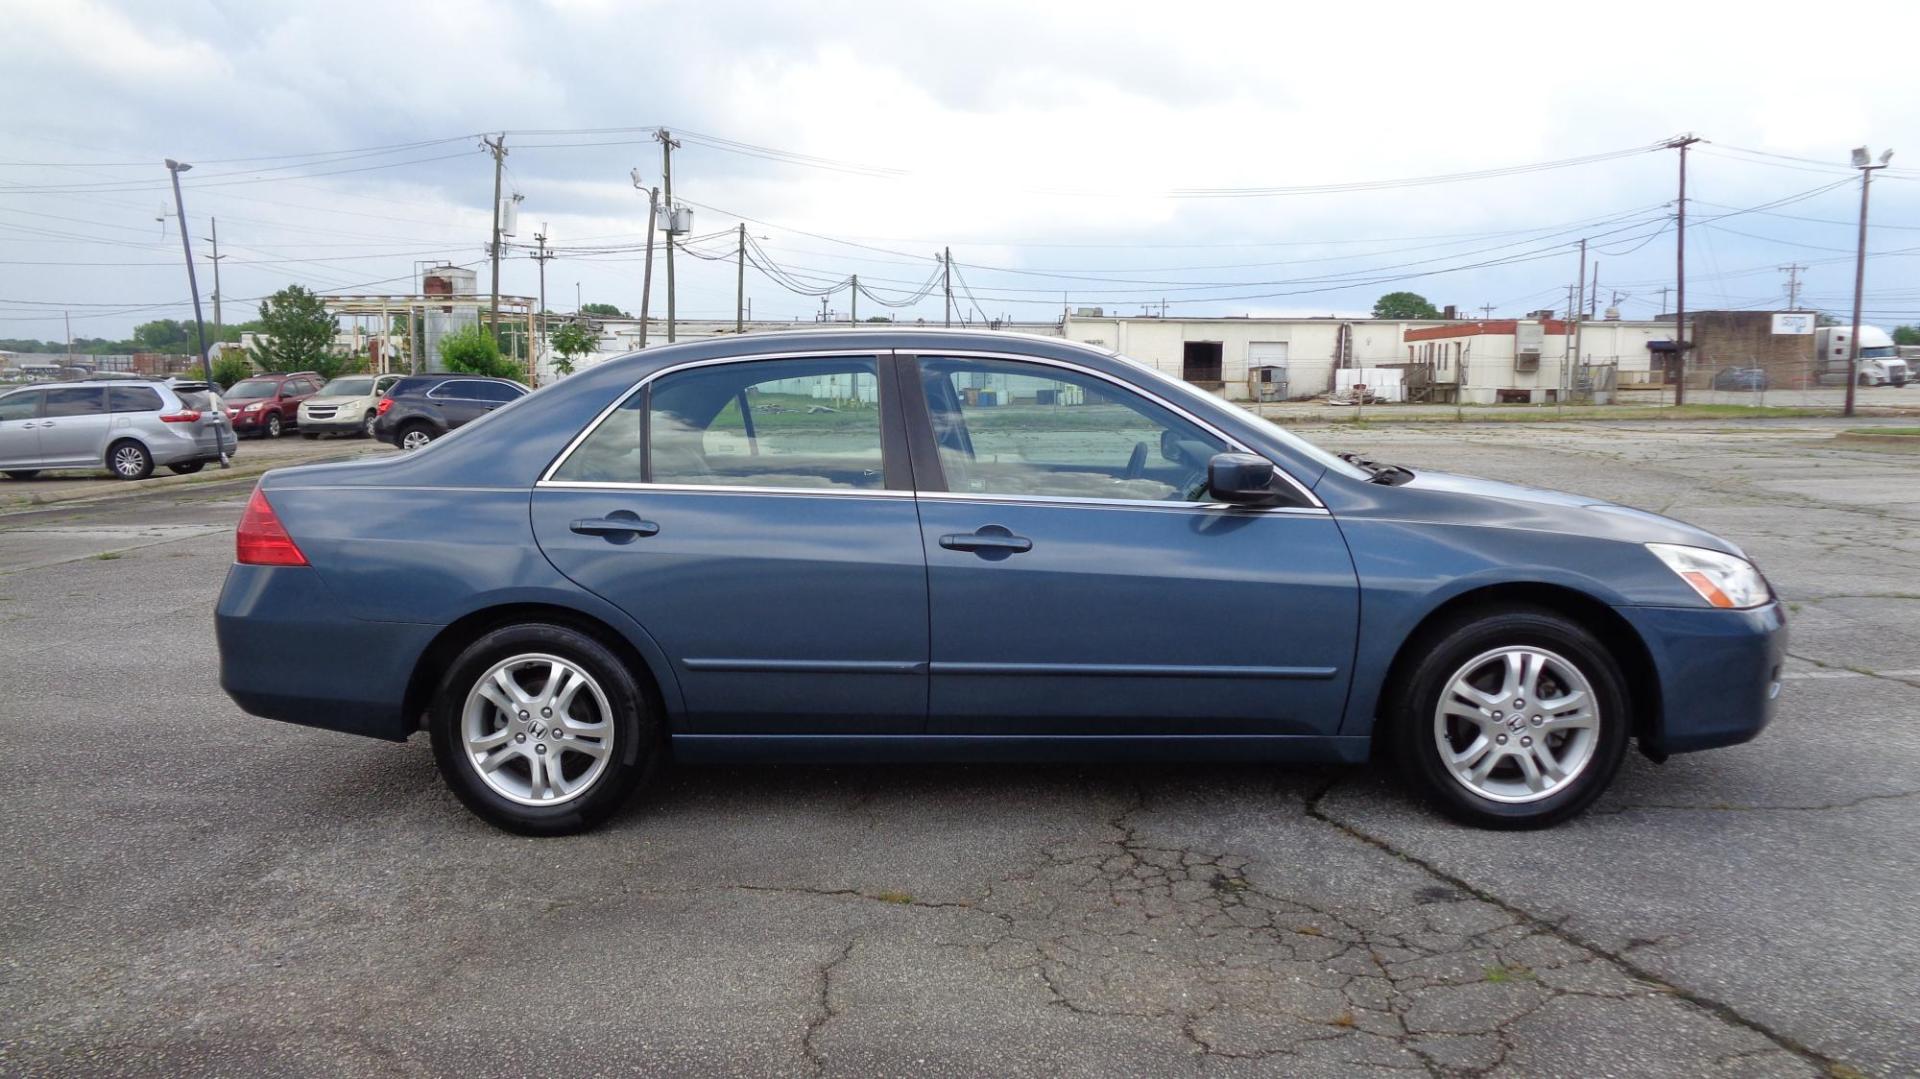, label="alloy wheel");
[111,445,148,478]
[1432,646,1599,804]
[401,428,433,451]
[460,653,615,807]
